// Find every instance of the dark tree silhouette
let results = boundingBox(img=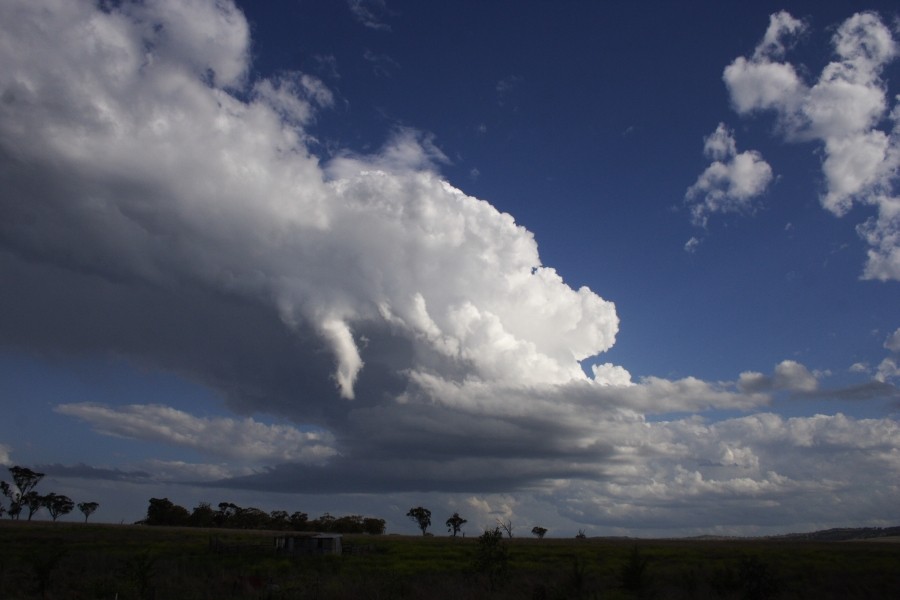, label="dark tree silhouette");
[290,511,309,530]
[145,497,189,526]
[24,491,43,520]
[78,501,100,523]
[406,506,432,535]
[363,517,386,535]
[531,526,548,539]
[474,527,510,592]
[1,466,45,520]
[43,493,74,521]
[446,512,467,537]
[188,502,215,527]
[270,510,290,530]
